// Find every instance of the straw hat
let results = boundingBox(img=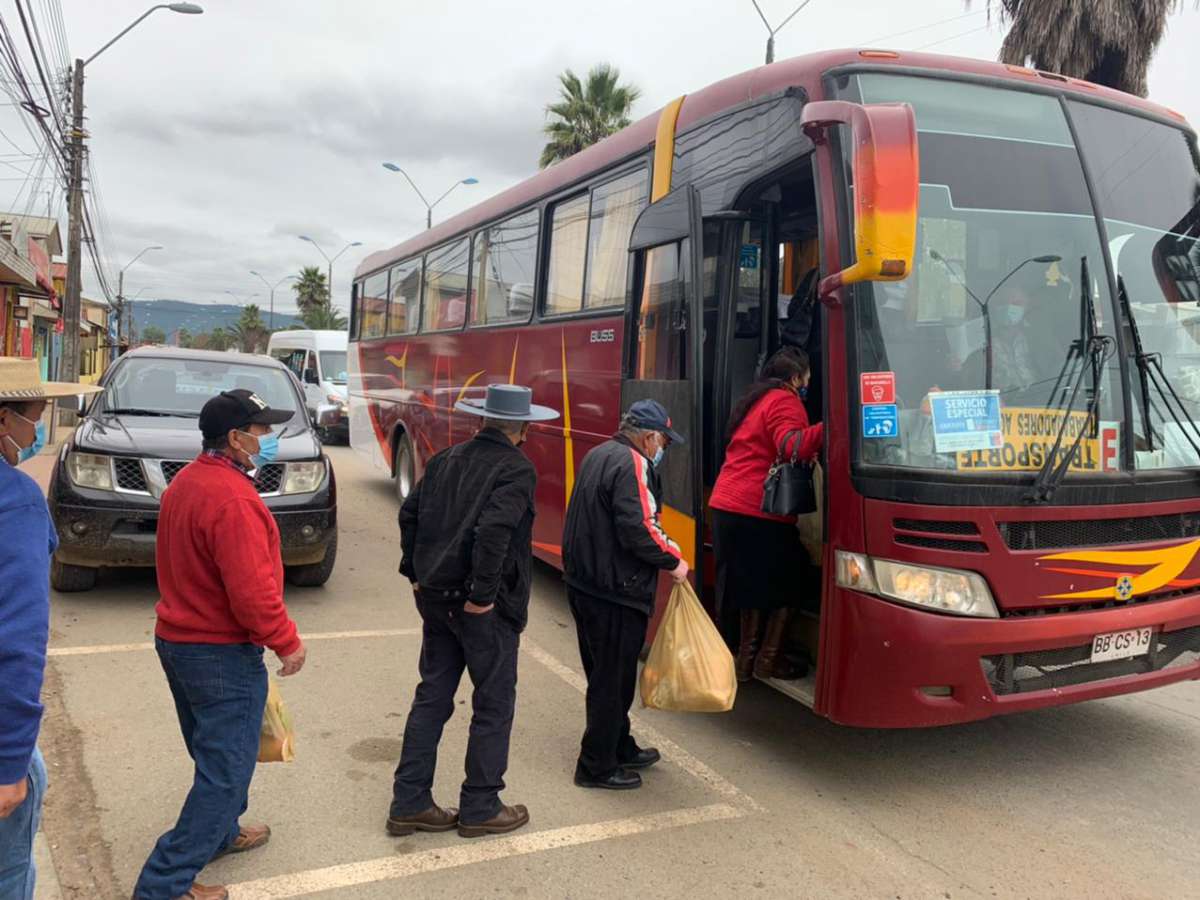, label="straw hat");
[0,357,102,401]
